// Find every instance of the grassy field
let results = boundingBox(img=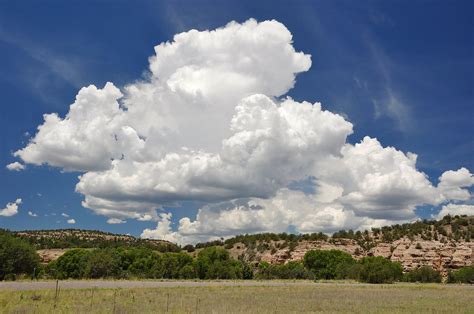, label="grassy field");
[1,282,473,313]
